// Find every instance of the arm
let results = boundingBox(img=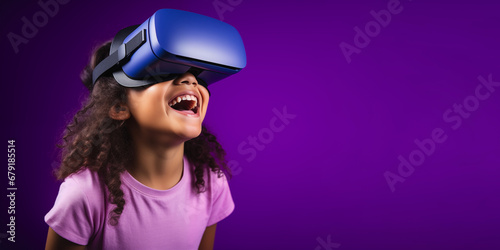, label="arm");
[45,227,86,250]
[198,223,217,250]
